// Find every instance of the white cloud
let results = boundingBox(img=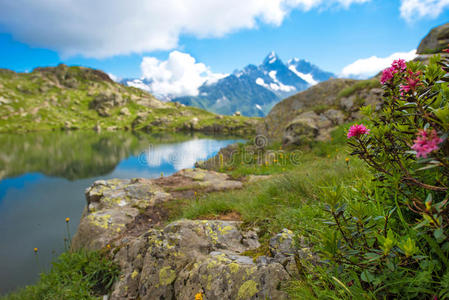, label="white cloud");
[107,73,119,82]
[400,0,449,21]
[133,51,227,99]
[340,49,417,79]
[0,0,370,58]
